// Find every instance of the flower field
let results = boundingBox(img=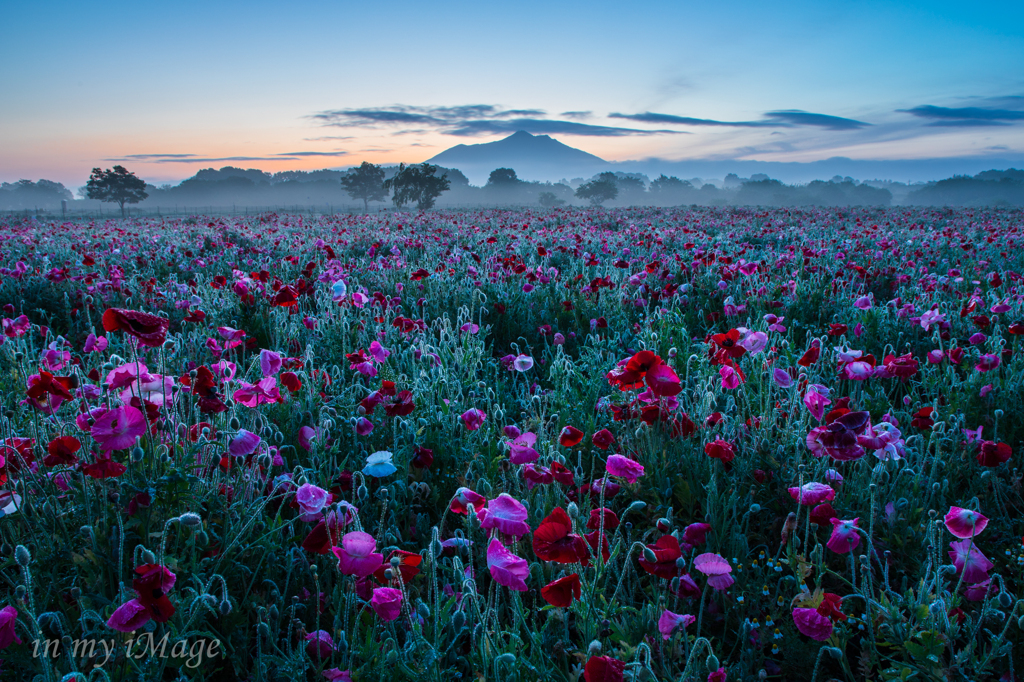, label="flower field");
[0,206,1022,681]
